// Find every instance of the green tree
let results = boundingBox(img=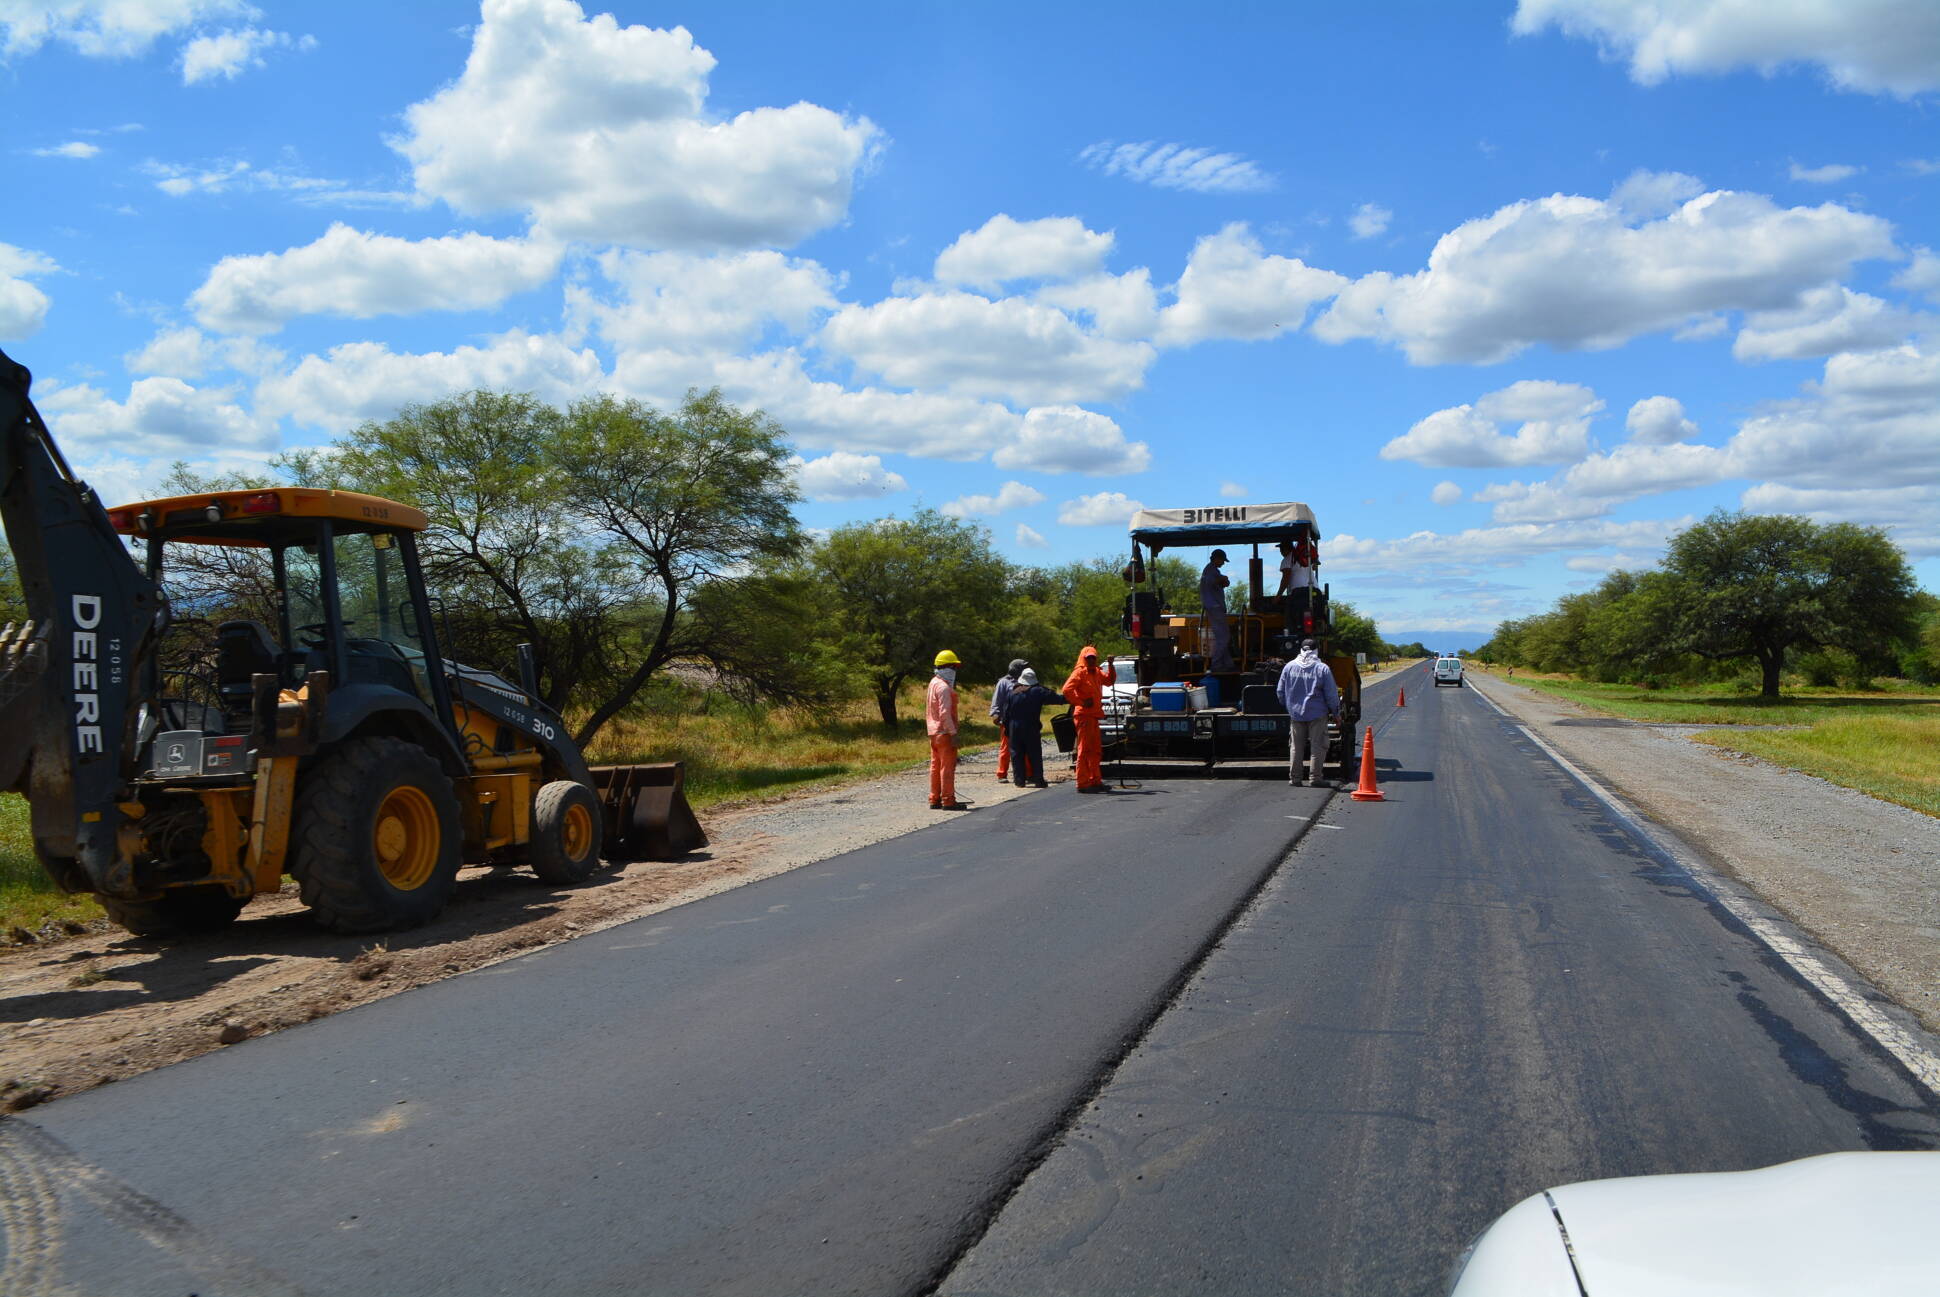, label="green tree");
[330,391,633,714]
[811,508,1013,728]
[1327,600,1384,659]
[551,389,803,743]
[1659,511,1919,699]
